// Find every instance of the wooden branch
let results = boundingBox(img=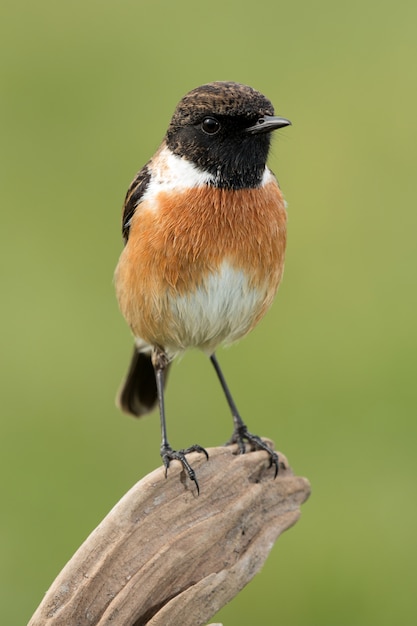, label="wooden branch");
[28,443,310,626]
